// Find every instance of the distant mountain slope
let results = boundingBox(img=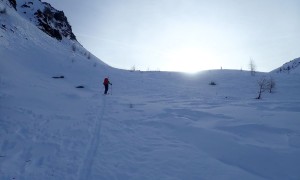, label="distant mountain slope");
[272,57,300,74]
